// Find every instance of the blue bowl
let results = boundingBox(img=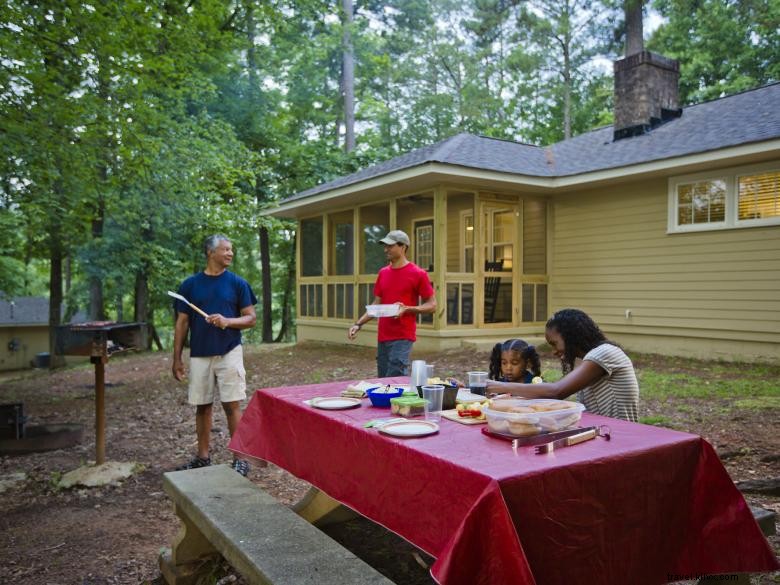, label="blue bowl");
[366,386,405,407]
